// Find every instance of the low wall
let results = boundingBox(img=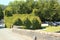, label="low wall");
[12,28,60,40]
